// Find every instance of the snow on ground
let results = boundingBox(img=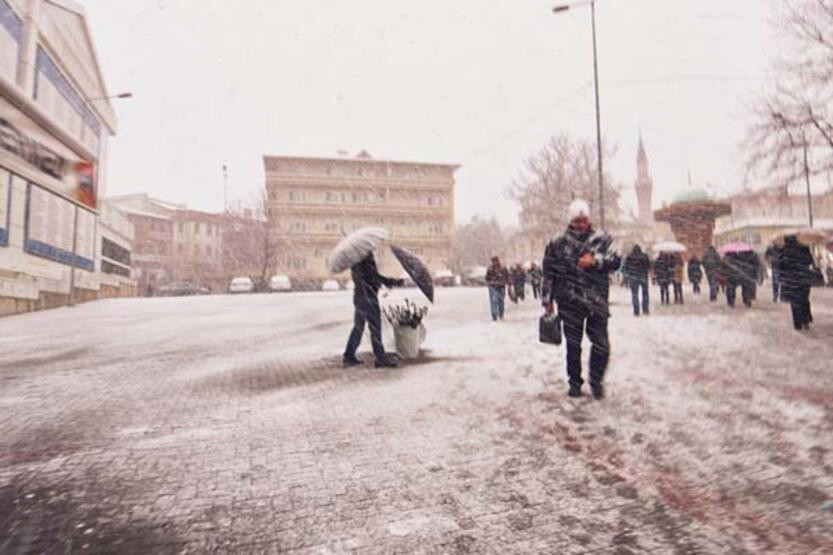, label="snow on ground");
[1,286,832,553]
